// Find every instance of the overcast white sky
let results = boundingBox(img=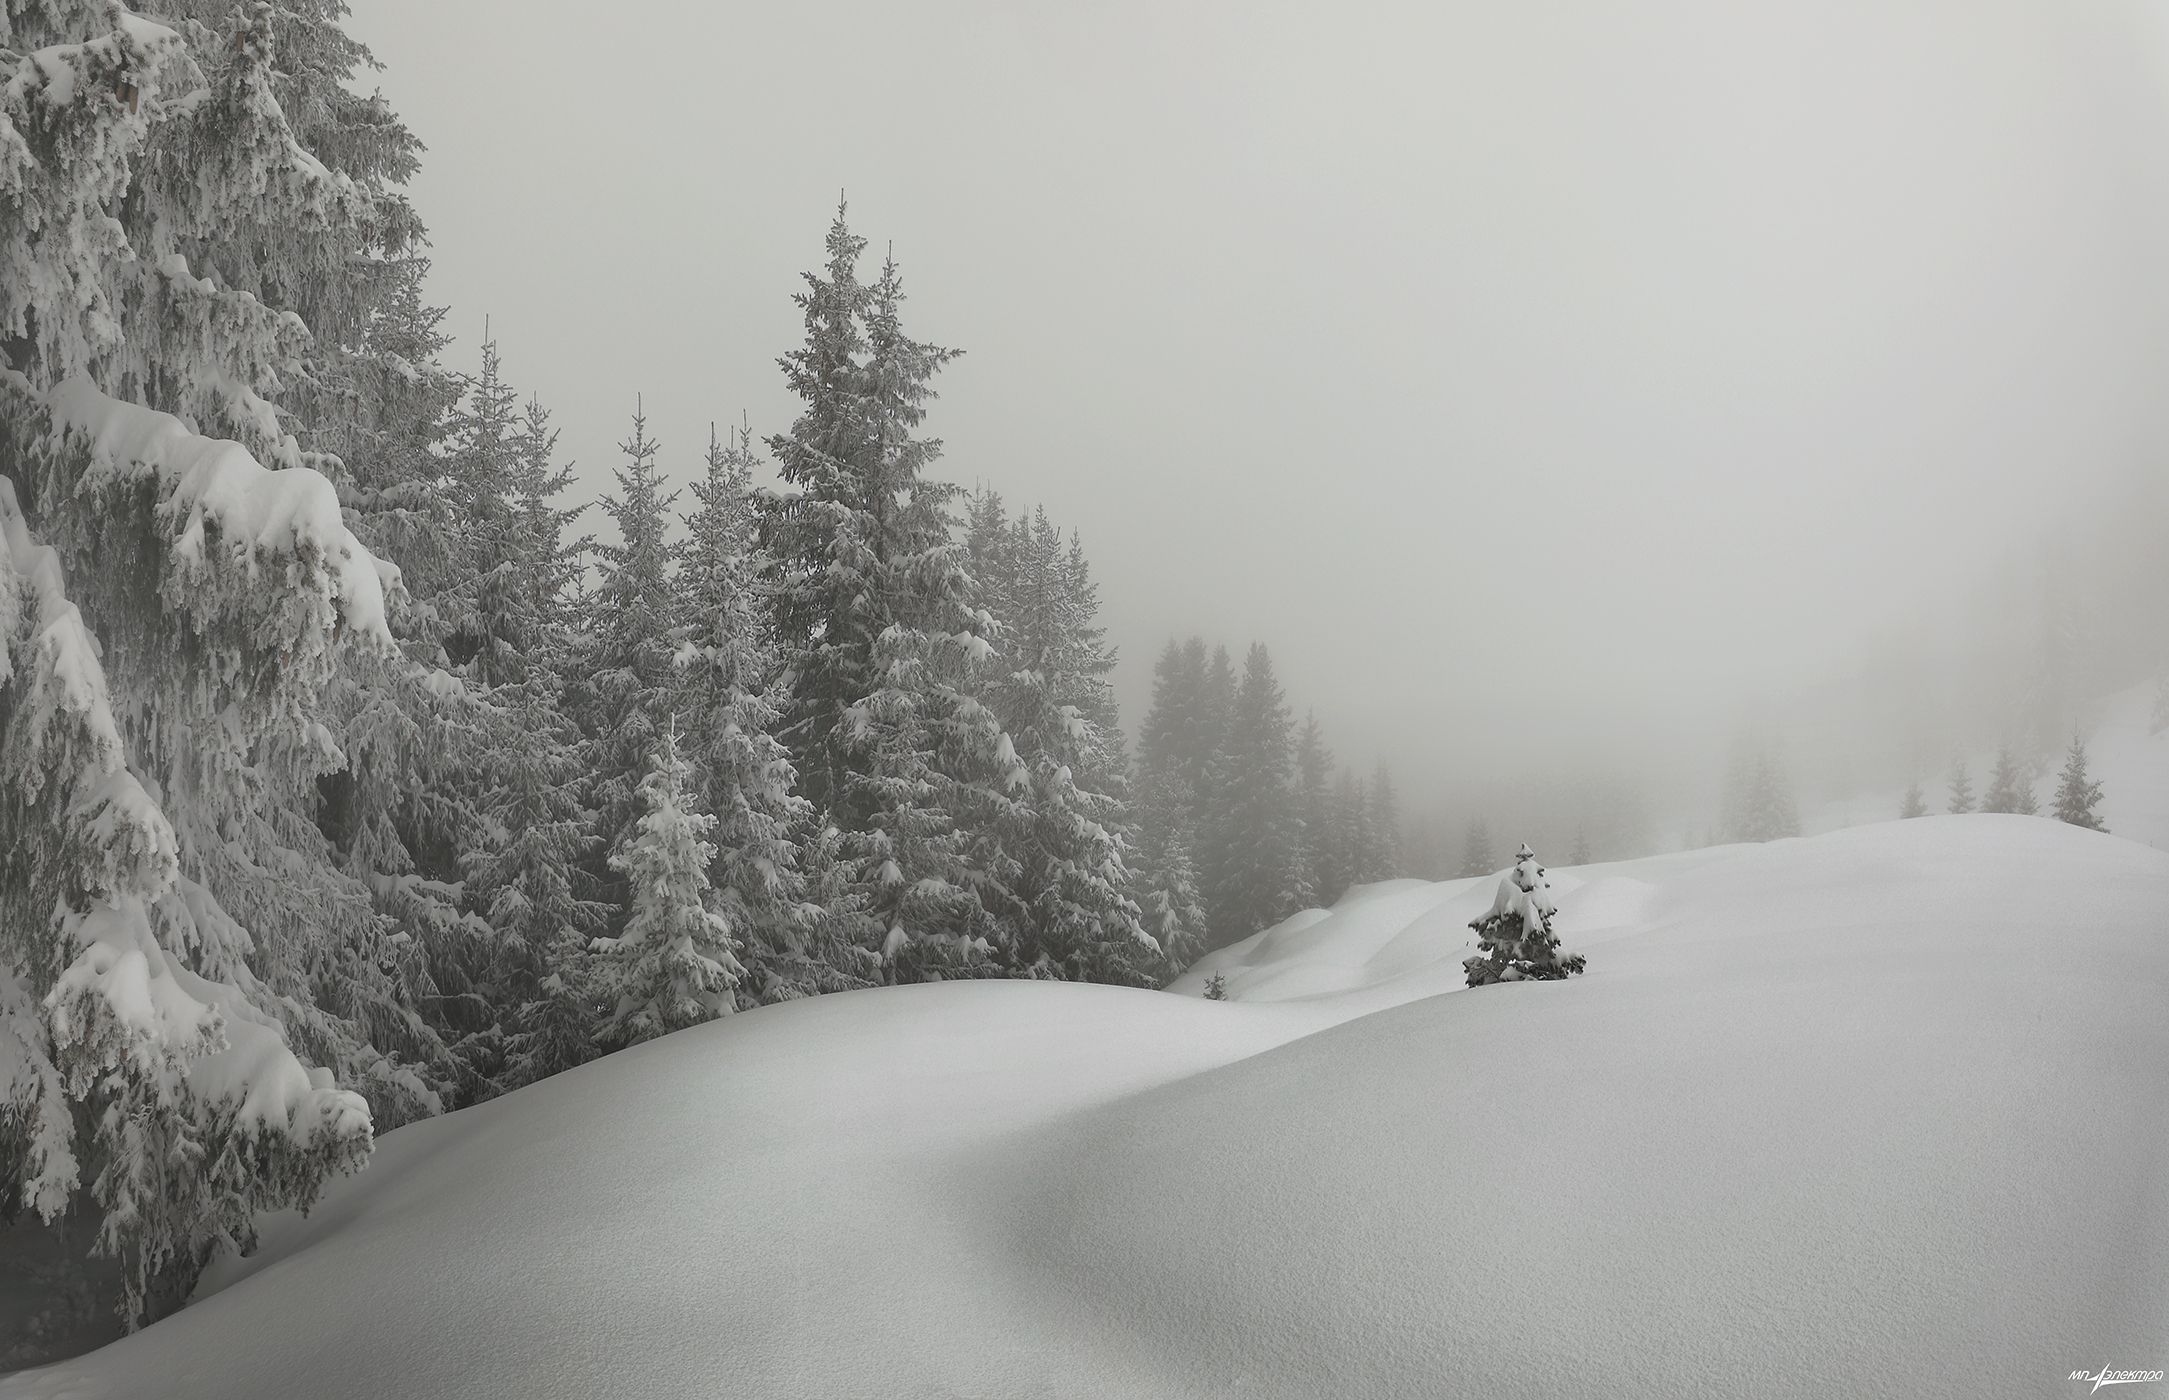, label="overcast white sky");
[348,0,2169,810]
